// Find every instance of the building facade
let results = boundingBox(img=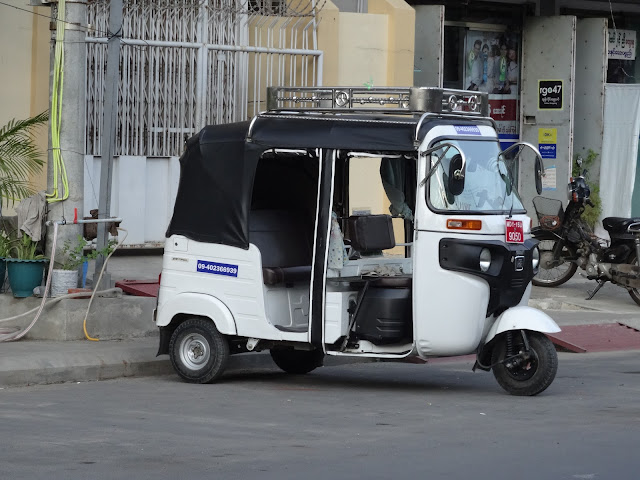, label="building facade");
[412,0,640,223]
